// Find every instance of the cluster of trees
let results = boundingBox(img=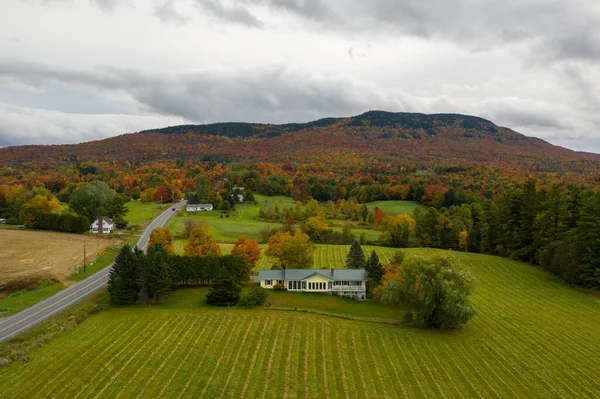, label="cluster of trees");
[0,180,128,234]
[371,180,600,289]
[146,226,260,281]
[108,243,249,305]
[19,211,90,233]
